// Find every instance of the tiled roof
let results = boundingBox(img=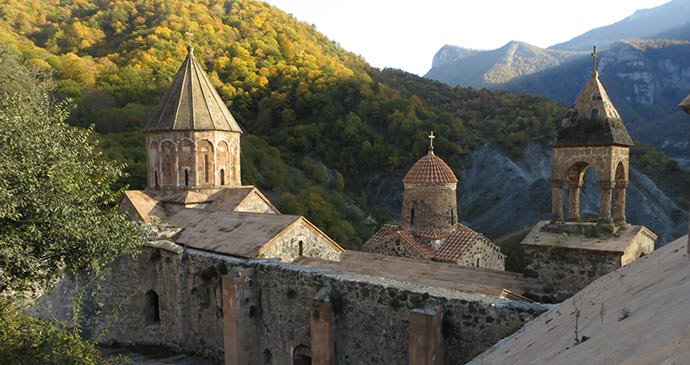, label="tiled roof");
[680,93,690,114]
[416,228,453,240]
[362,224,433,259]
[145,46,242,133]
[556,70,633,147]
[402,150,458,184]
[434,224,485,263]
[397,230,434,259]
[361,224,399,251]
[363,223,502,263]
